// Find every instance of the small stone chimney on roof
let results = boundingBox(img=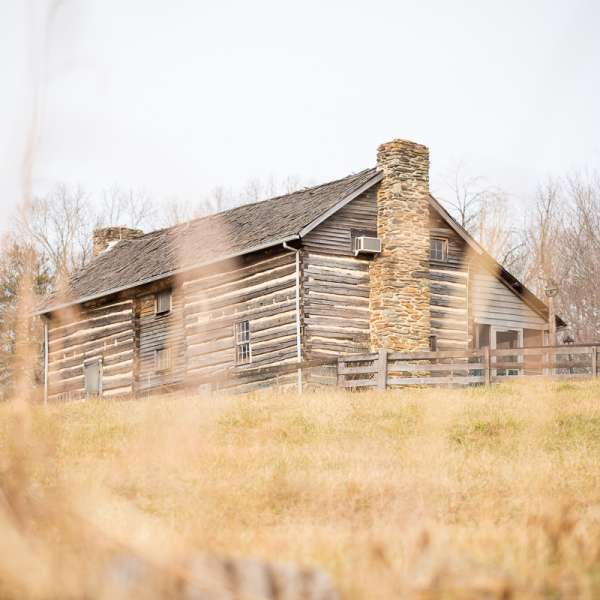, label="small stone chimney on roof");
[93,226,143,256]
[369,138,431,351]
